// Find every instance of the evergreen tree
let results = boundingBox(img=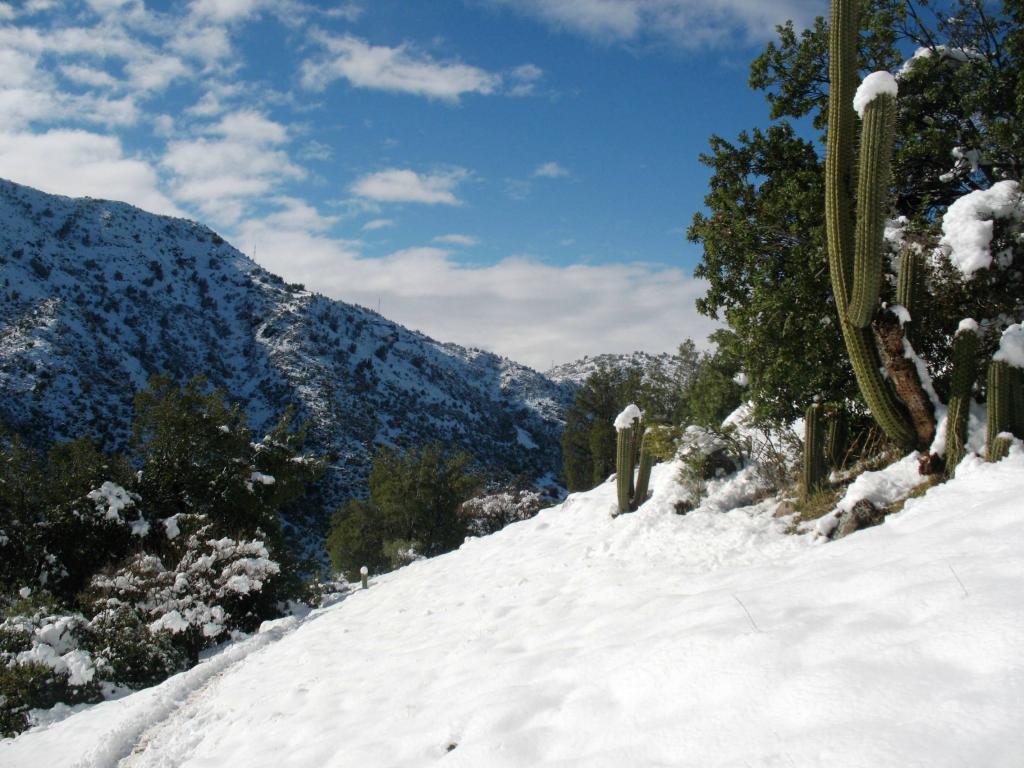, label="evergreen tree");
[326,444,479,580]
